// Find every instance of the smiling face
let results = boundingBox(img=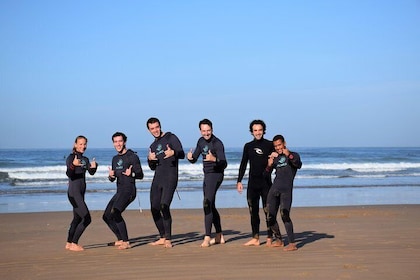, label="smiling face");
[112,135,126,154]
[148,121,162,138]
[273,139,286,154]
[74,137,87,153]
[200,124,213,141]
[251,124,264,140]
